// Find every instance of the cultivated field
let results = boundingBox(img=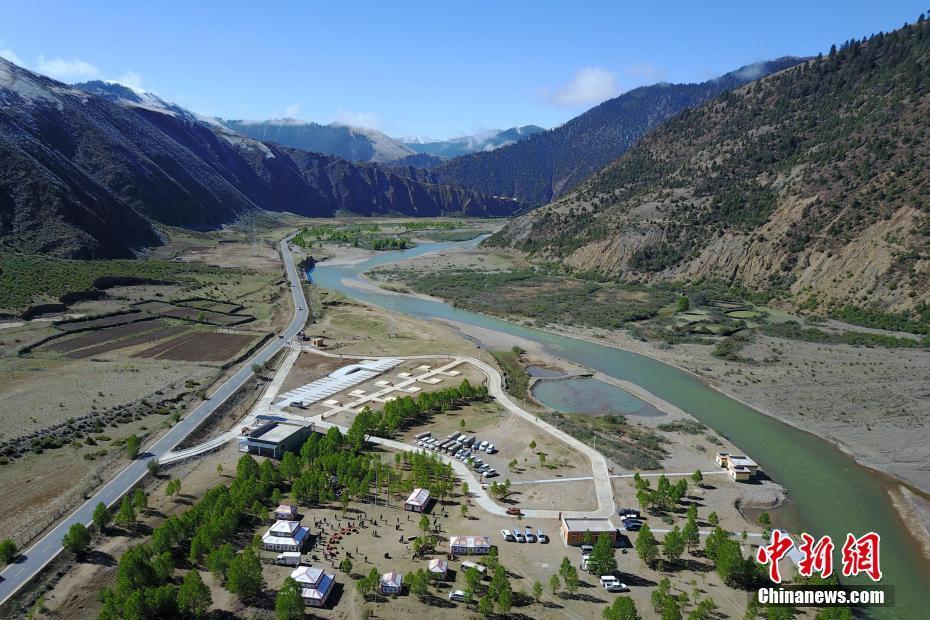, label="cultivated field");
[134,331,259,362]
[133,300,254,326]
[42,319,166,352]
[64,326,191,360]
